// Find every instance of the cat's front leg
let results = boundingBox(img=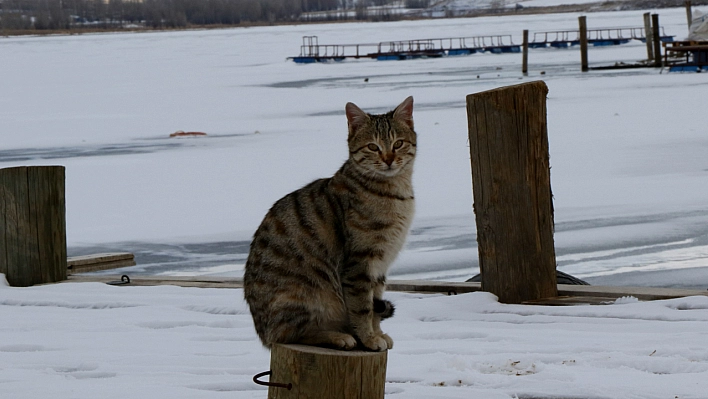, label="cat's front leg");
[372,278,394,349]
[342,272,390,351]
